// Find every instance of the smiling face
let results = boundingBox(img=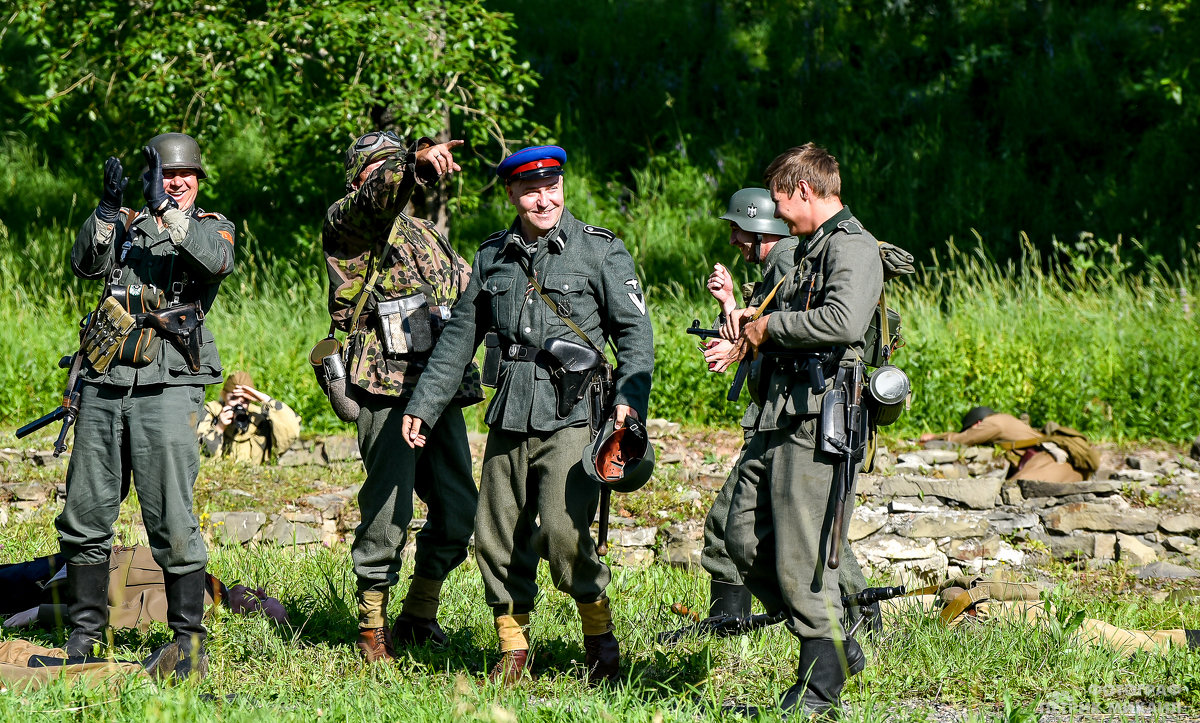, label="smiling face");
[770,183,812,237]
[507,176,565,236]
[729,223,759,263]
[163,169,200,211]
